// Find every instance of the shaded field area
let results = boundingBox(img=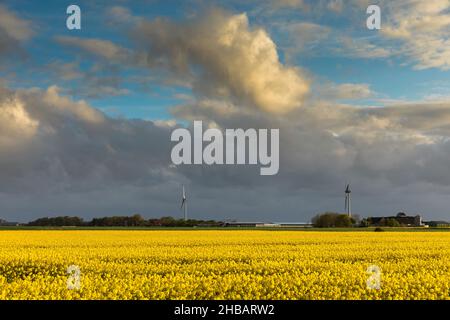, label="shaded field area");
[0,230,449,299]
